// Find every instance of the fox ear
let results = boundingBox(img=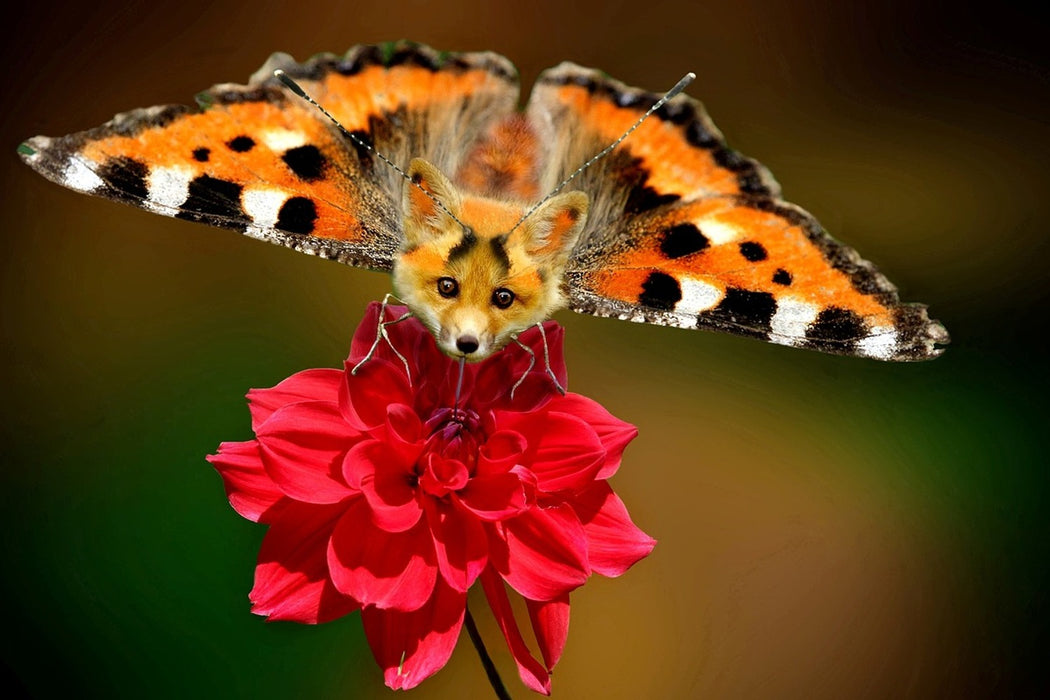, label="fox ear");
[403,158,463,246]
[515,191,589,267]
